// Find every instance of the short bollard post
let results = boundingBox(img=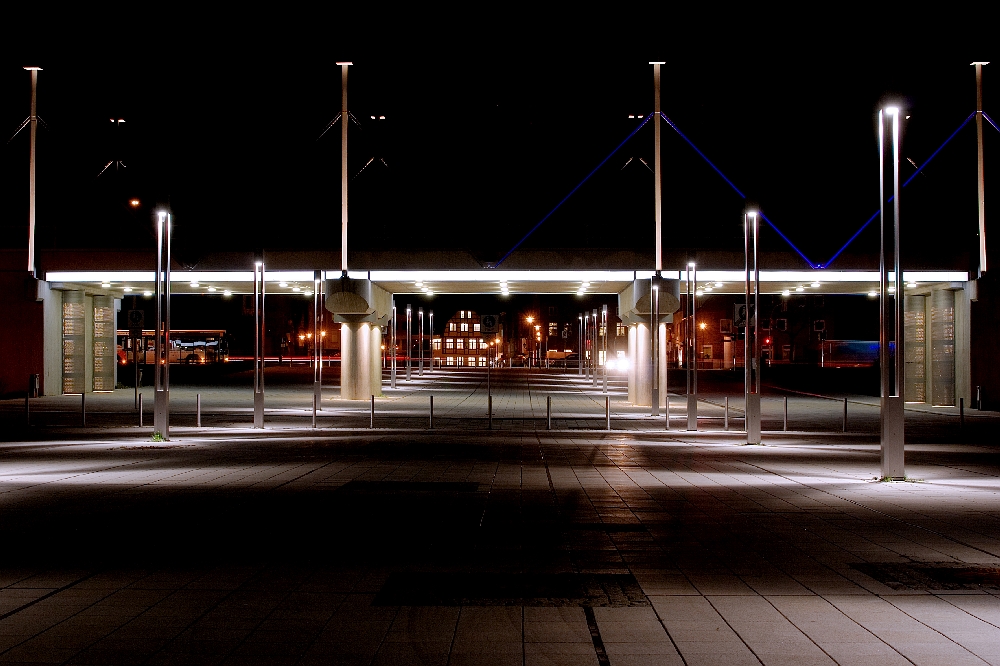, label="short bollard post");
[783,396,788,432]
[605,395,610,431]
[842,398,848,432]
[429,395,434,429]
[725,396,729,431]
[370,395,375,429]
[312,394,317,428]
[81,393,86,427]
[196,393,201,427]
[960,397,964,430]
[139,393,143,427]
[547,395,551,430]
[665,395,670,430]
[488,395,493,430]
